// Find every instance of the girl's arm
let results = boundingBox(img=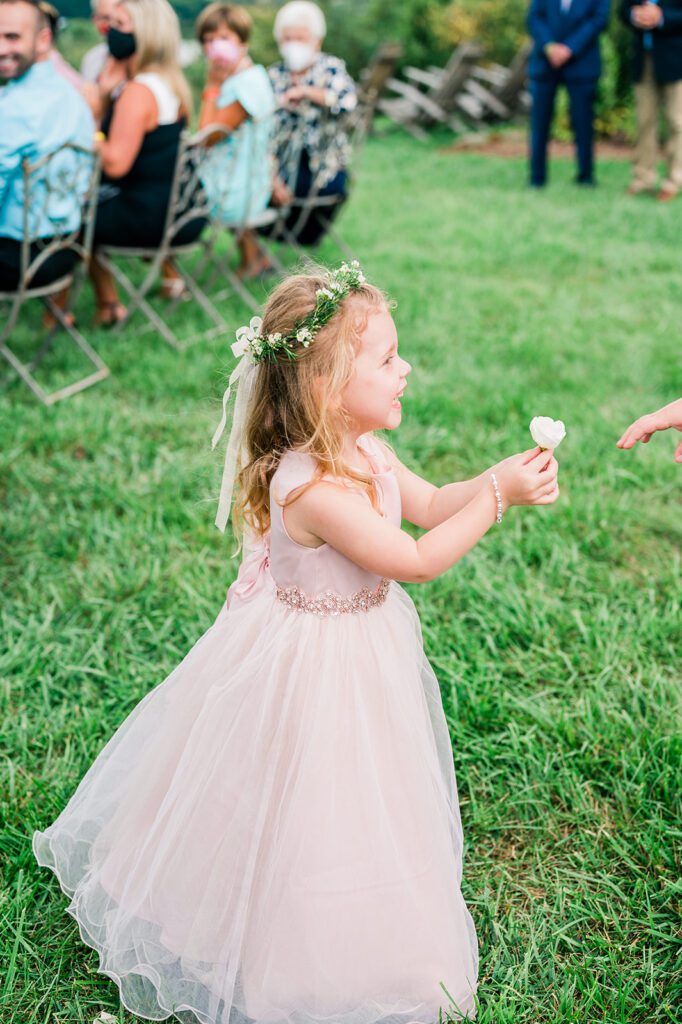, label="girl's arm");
[199,92,248,132]
[287,448,559,584]
[382,442,542,530]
